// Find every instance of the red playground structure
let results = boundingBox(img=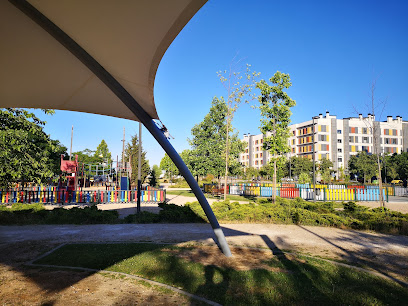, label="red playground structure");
[60,154,79,192]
